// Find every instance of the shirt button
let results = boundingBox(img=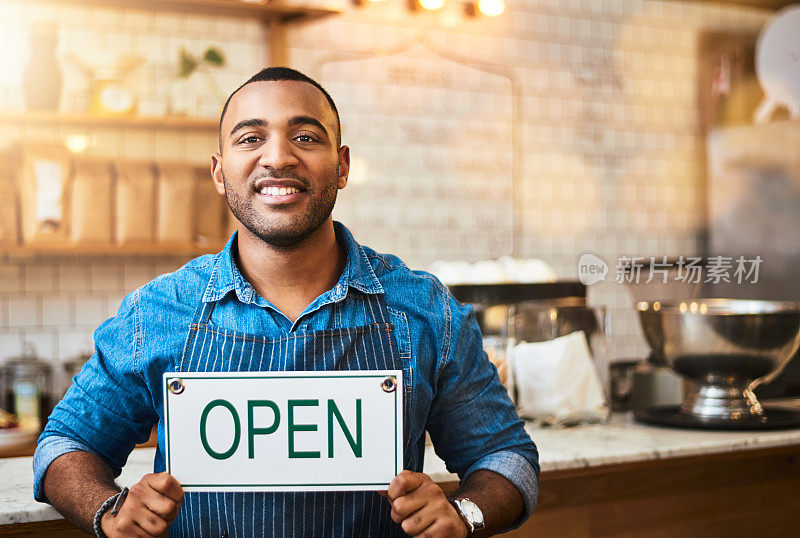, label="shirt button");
[221,530,228,538]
